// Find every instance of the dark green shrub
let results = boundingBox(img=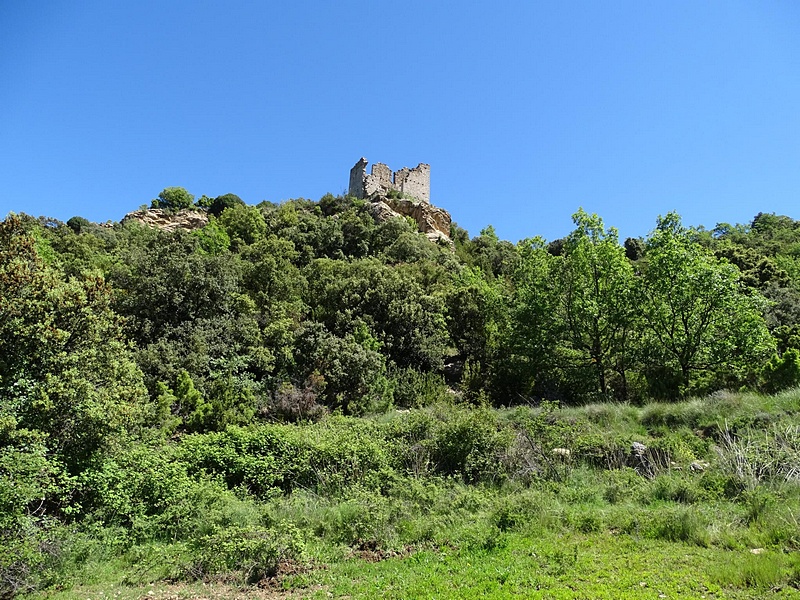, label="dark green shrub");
[390,367,450,408]
[293,323,392,415]
[207,193,245,218]
[66,216,90,234]
[150,187,194,211]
